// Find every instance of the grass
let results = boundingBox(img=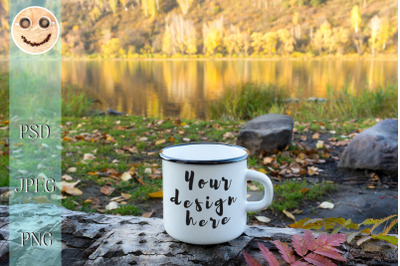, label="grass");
[0,73,95,117]
[209,83,398,122]
[0,74,396,217]
[270,180,337,212]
